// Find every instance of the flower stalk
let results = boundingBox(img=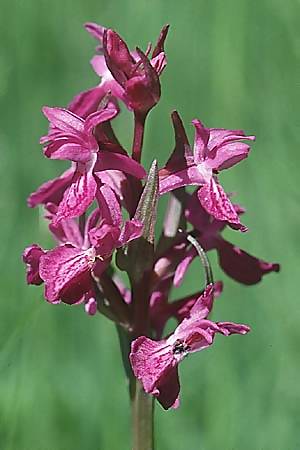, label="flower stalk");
[22,20,280,450]
[132,112,147,163]
[131,379,155,450]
